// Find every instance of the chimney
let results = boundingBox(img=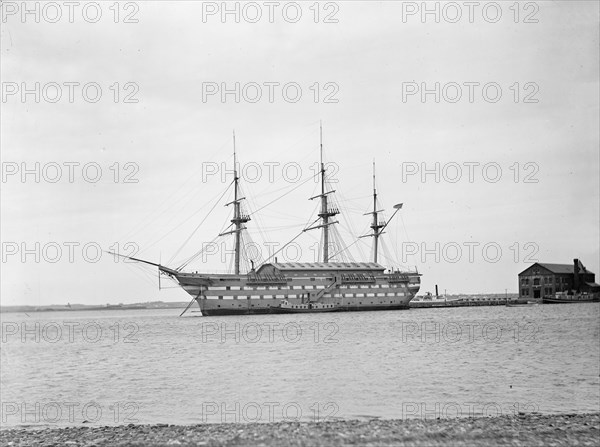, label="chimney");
[435,285,439,299]
[573,258,580,293]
